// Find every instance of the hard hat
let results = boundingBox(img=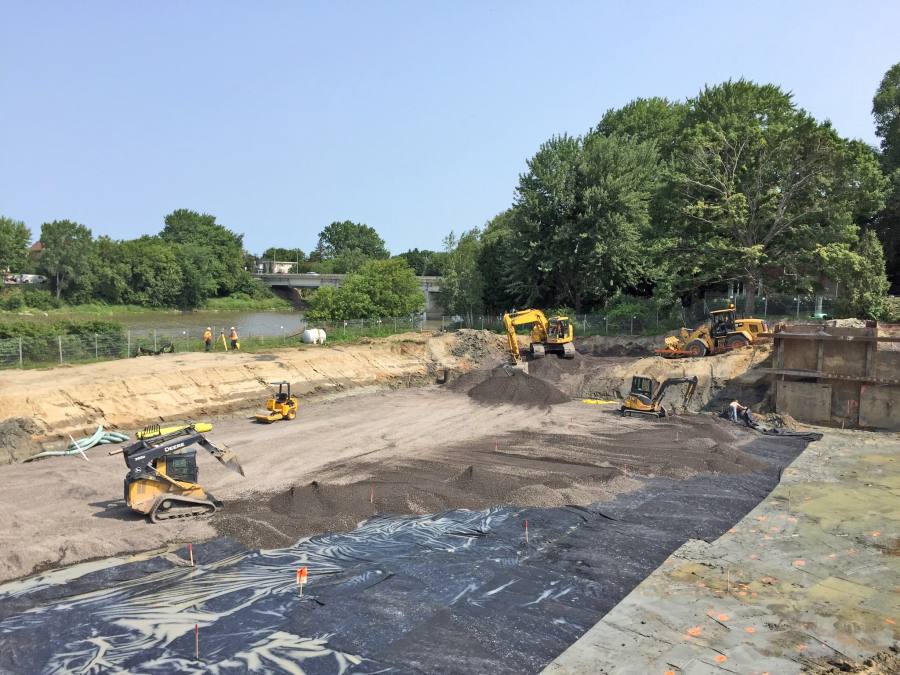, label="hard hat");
[231,326,235,330]
[206,326,211,330]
